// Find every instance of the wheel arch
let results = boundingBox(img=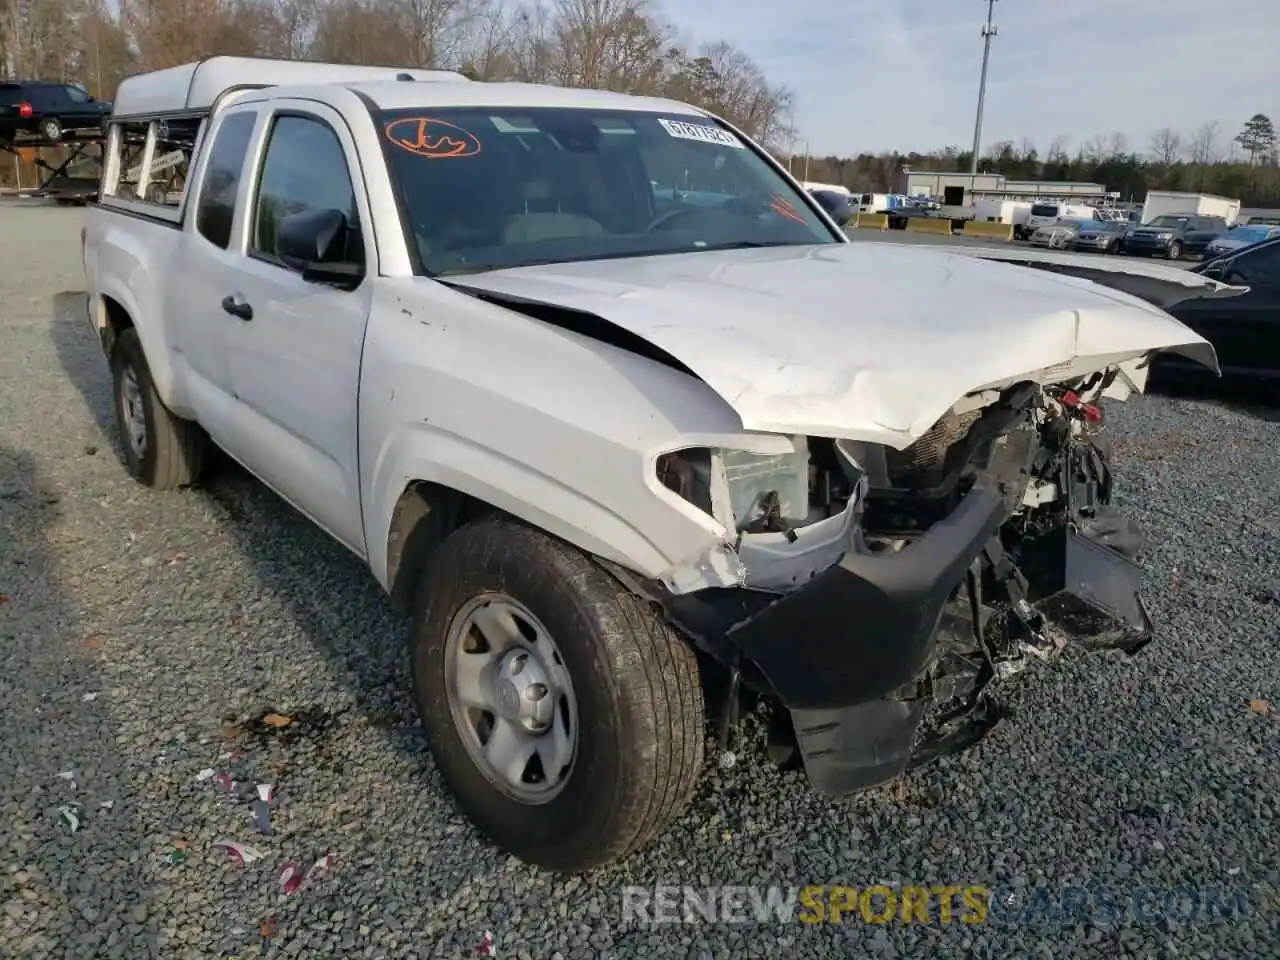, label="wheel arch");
[99,293,134,356]
[385,480,497,614]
